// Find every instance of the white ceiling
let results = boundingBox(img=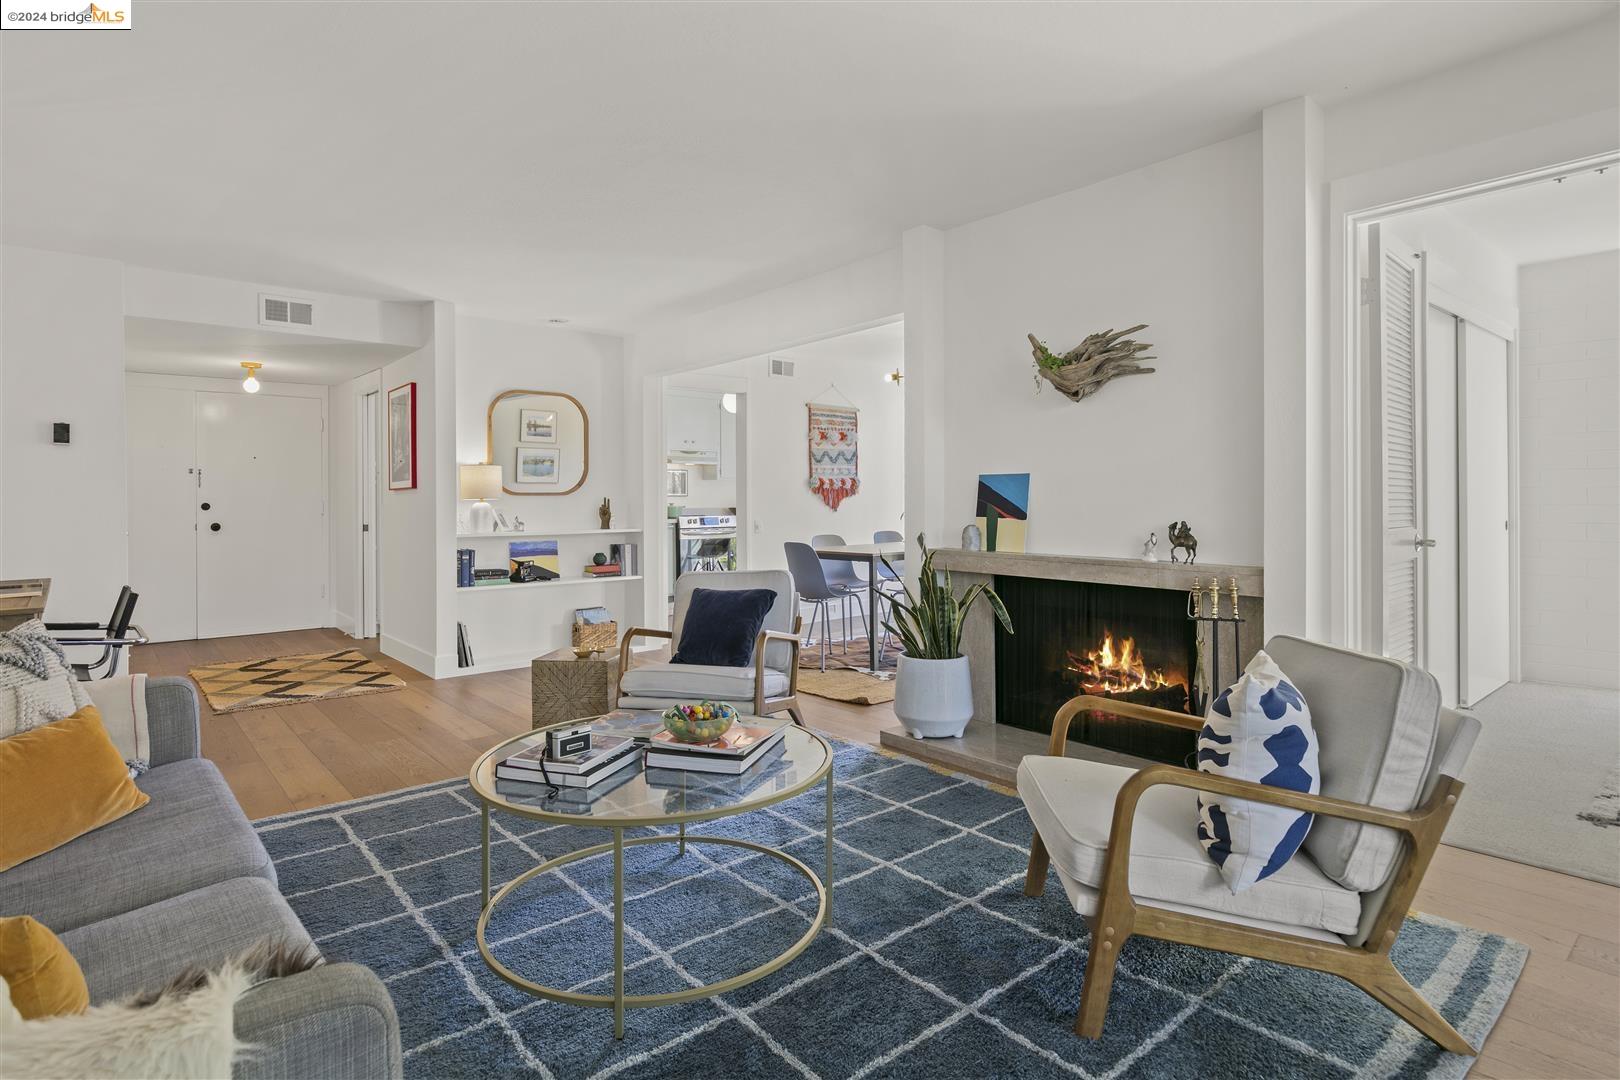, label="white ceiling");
[1437,165,1619,266]
[5,2,1612,333]
[125,317,415,385]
